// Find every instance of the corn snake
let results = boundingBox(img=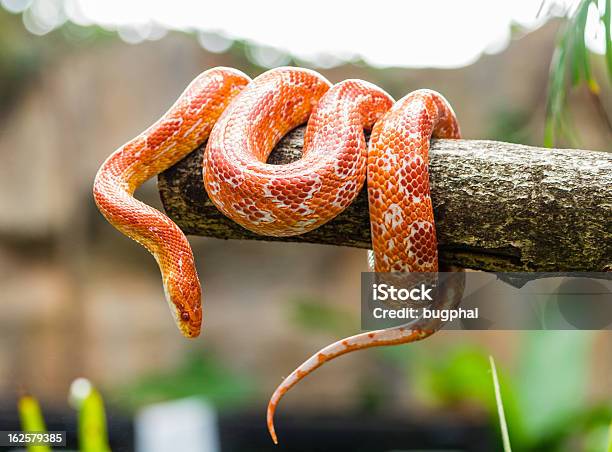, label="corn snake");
[93,66,461,443]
